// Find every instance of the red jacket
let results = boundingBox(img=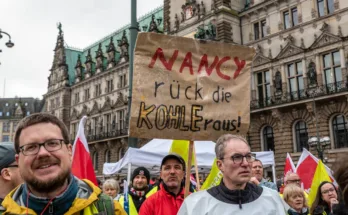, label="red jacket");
[139,183,187,215]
